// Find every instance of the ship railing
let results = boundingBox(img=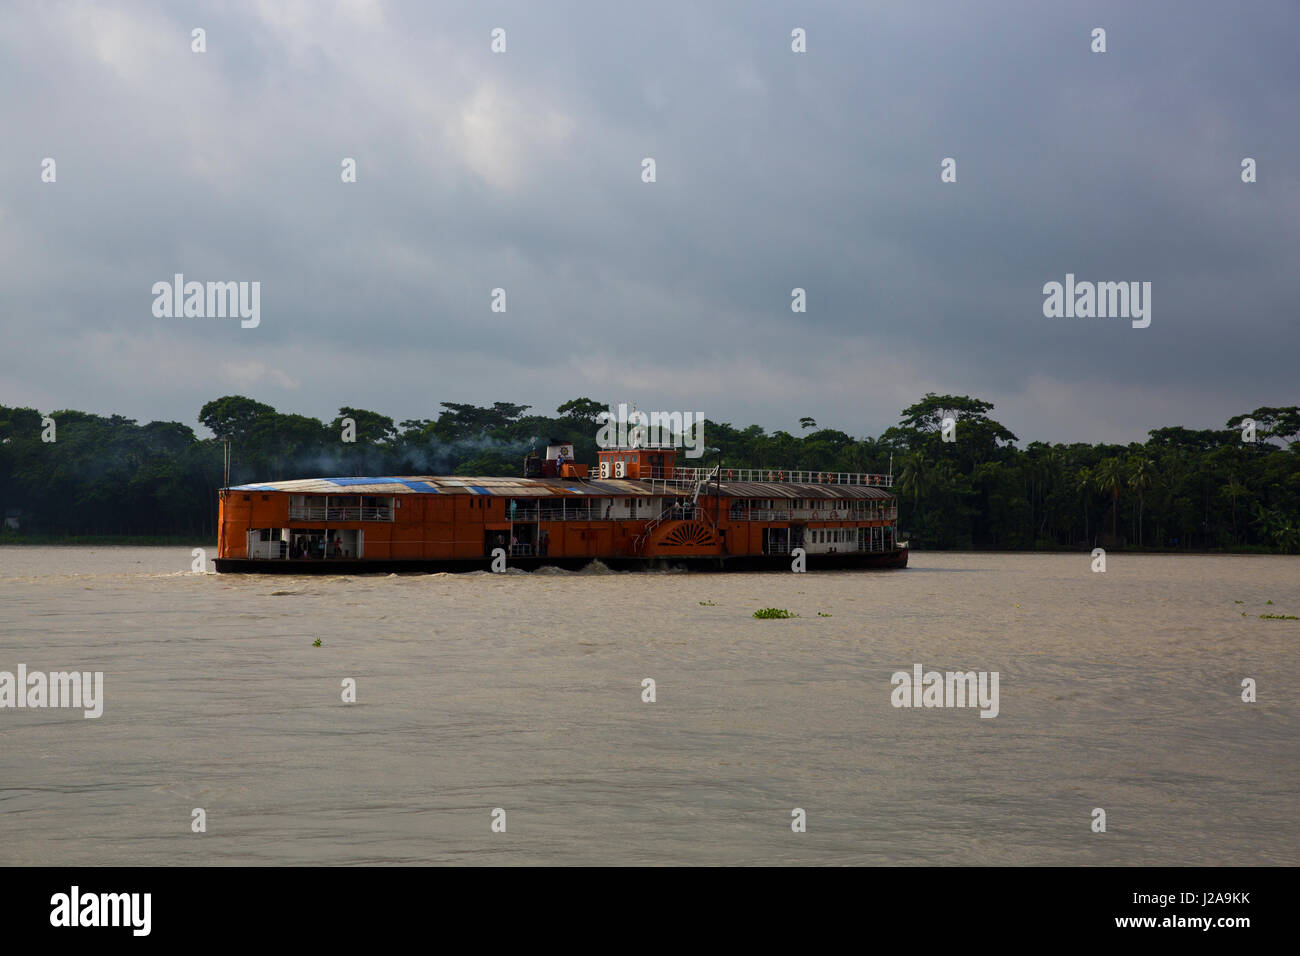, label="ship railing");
[765,536,896,555]
[659,468,894,487]
[517,505,698,523]
[510,544,534,556]
[533,508,647,522]
[289,506,393,522]
[727,508,898,522]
